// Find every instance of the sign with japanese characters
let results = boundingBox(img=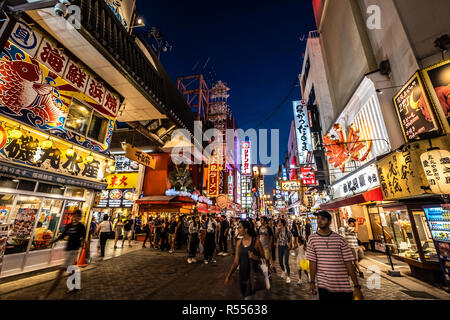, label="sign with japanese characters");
[241,142,251,176]
[293,101,313,165]
[422,59,450,130]
[106,173,138,190]
[124,144,155,169]
[114,155,139,172]
[281,180,302,192]
[301,167,317,186]
[0,116,109,184]
[331,164,380,200]
[207,163,220,198]
[420,149,450,195]
[393,72,442,142]
[228,174,234,201]
[0,20,122,155]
